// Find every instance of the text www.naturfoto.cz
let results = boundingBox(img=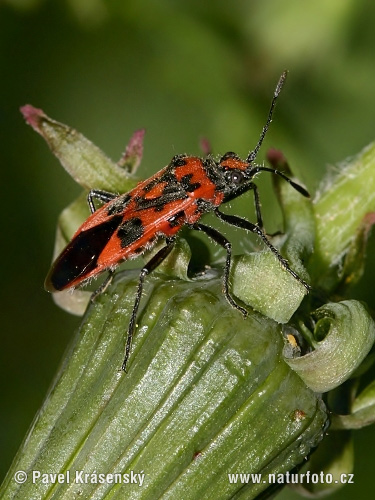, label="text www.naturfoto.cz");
[228,471,354,485]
